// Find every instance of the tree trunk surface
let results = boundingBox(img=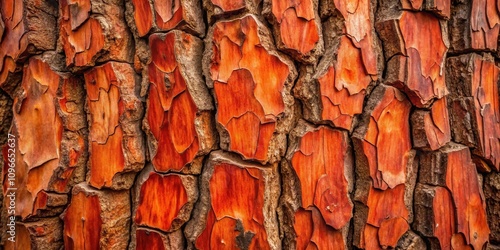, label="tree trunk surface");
[0,0,499,249]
